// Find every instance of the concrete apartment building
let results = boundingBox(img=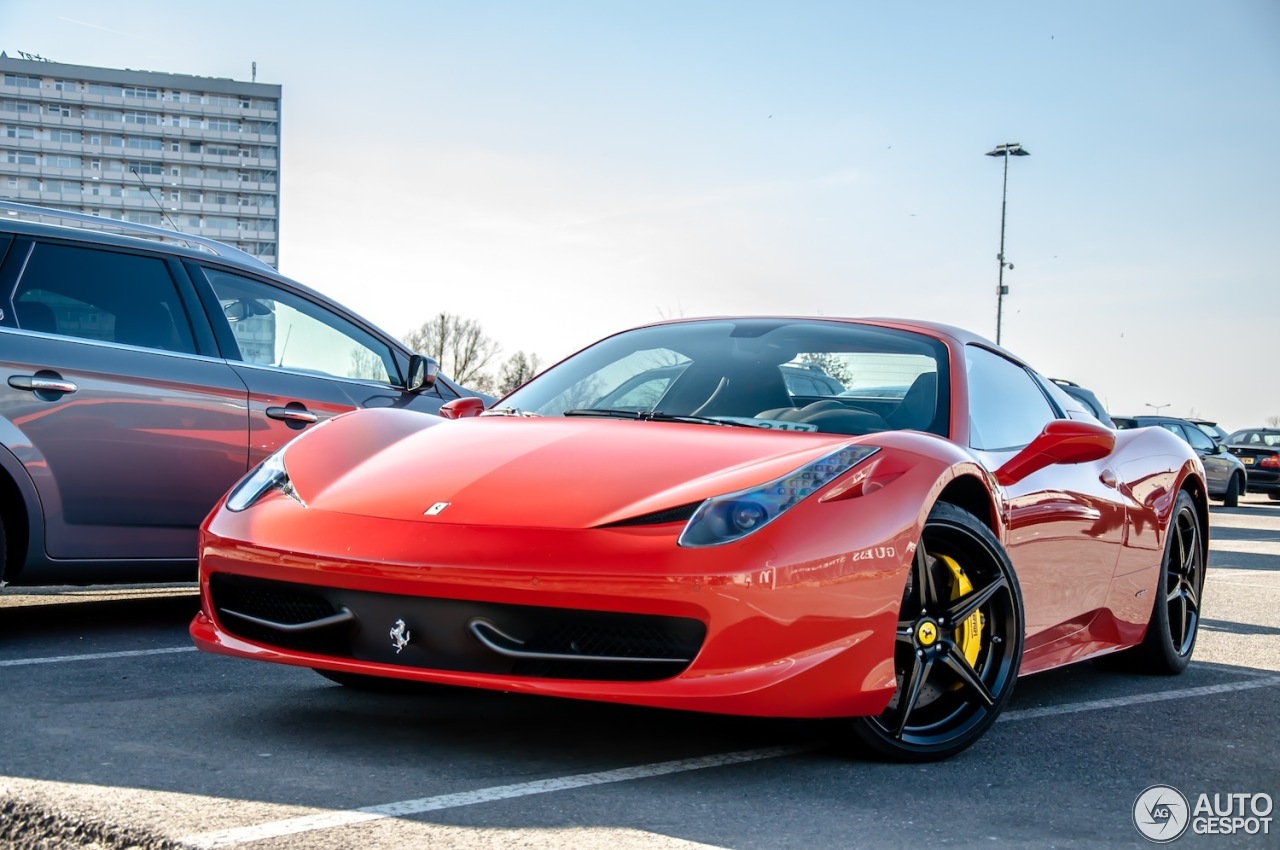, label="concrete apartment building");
[1,51,281,267]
